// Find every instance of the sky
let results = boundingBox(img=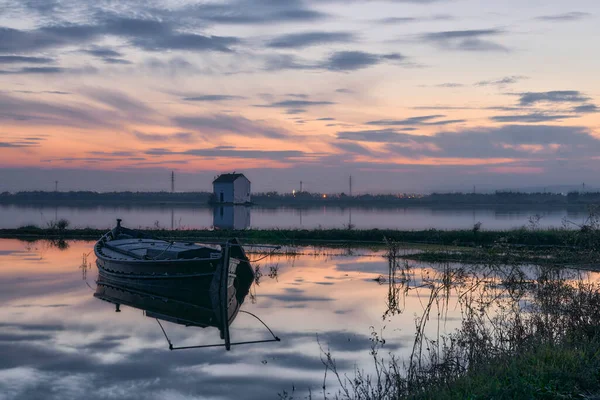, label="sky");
[0,0,599,193]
